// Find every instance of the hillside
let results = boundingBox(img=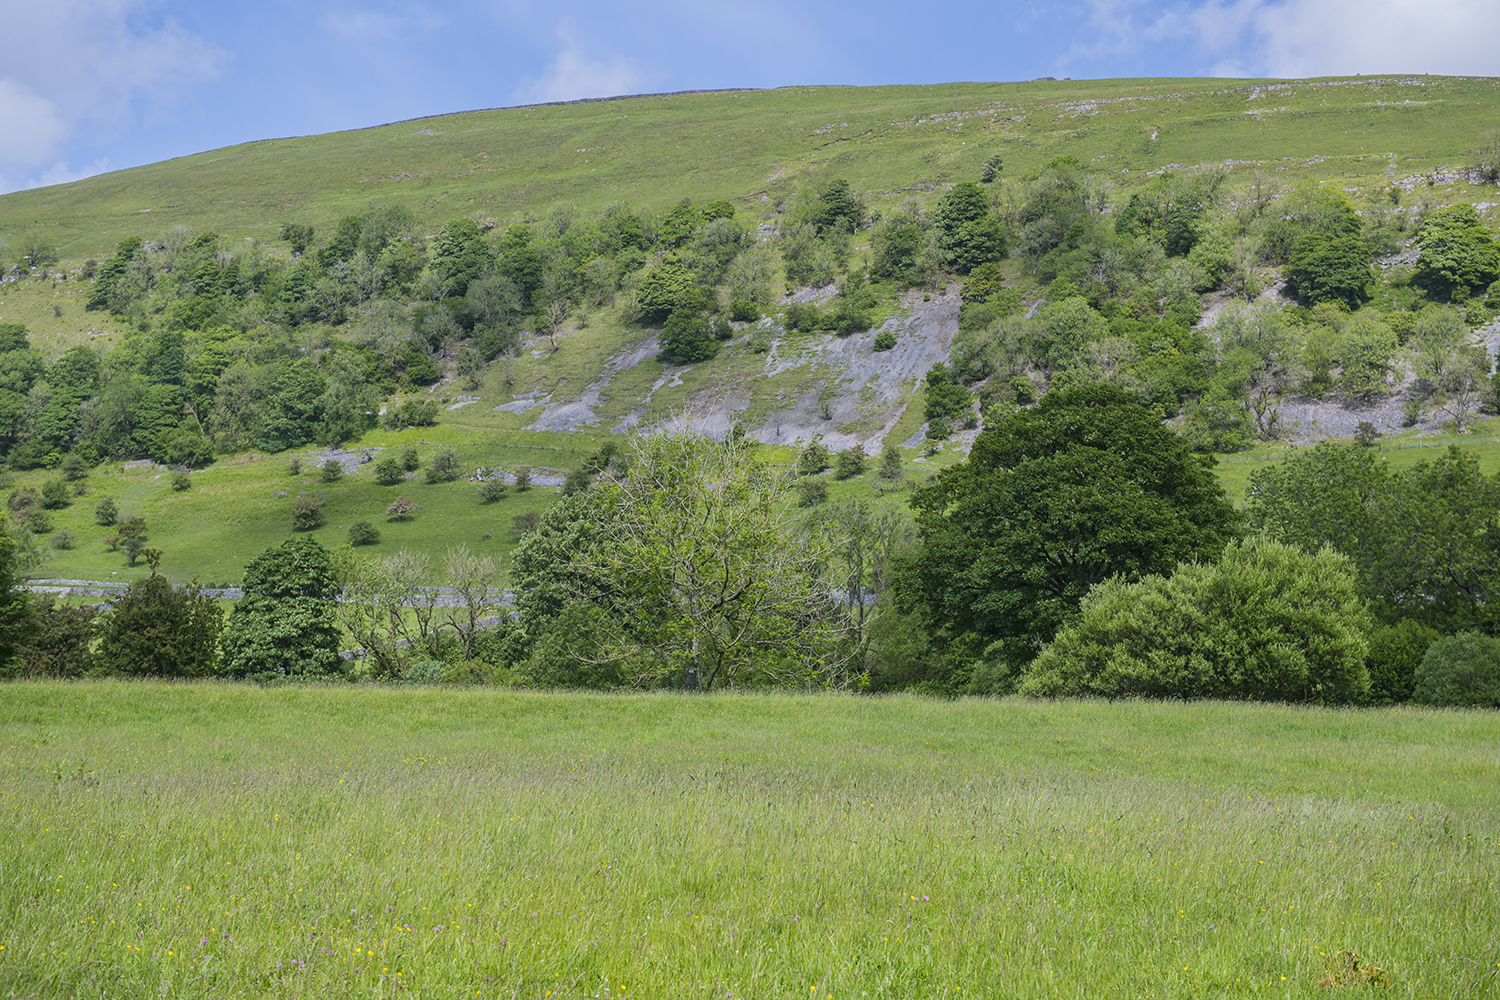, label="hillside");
[3,76,1498,257]
[2,75,1500,596]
